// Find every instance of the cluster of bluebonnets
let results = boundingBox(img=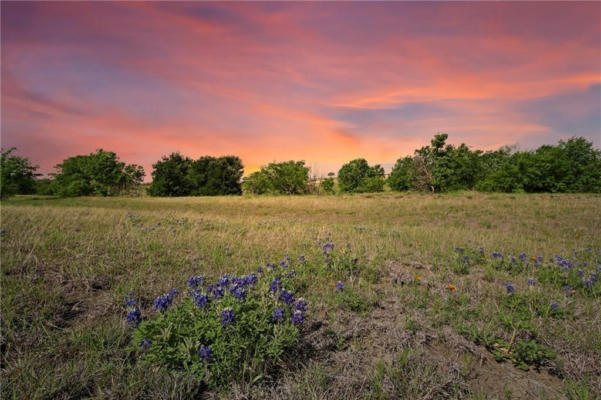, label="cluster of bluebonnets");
[123,250,328,387]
